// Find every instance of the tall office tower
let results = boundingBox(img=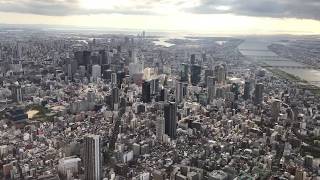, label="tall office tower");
[84,134,101,180]
[215,65,227,83]
[254,83,264,105]
[164,102,177,139]
[175,81,184,103]
[92,64,101,81]
[156,115,165,142]
[117,71,125,88]
[142,80,151,103]
[99,50,107,65]
[190,54,196,64]
[111,73,117,86]
[101,64,110,72]
[231,83,240,101]
[83,51,91,67]
[10,82,23,103]
[74,51,84,66]
[204,69,214,87]
[150,78,160,95]
[207,76,216,104]
[103,69,114,81]
[190,65,201,86]
[180,63,189,83]
[65,60,72,79]
[272,99,281,120]
[112,87,120,111]
[202,53,207,62]
[89,52,99,64]
[117,45,122,53]
[182,83,188,97]
[243,81,251,100]
[160,88,168,102]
